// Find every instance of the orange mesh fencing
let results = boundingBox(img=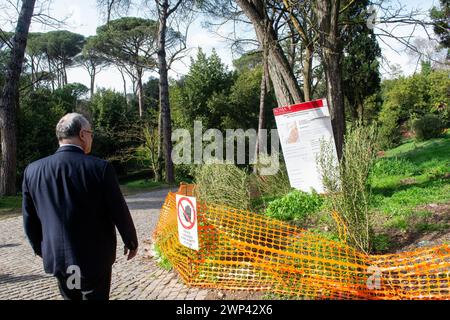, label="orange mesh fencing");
[153,184,450,300]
